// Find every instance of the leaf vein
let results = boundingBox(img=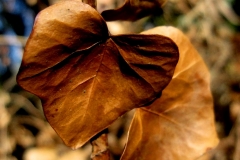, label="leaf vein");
[140,108,204,136]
